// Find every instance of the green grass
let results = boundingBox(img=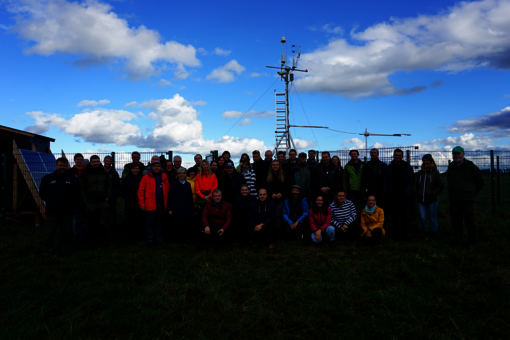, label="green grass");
[1,203,510,339]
